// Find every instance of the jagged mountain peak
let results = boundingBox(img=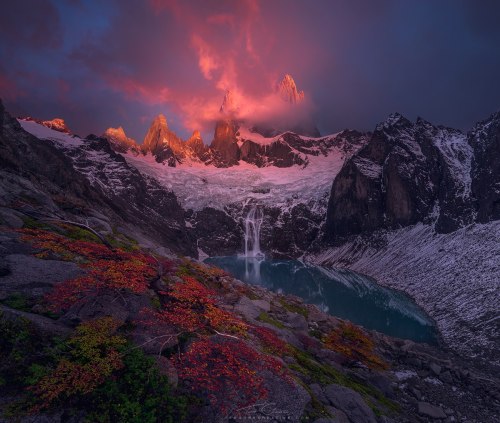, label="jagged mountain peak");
[278,73,305,104]
[190,129,201,139]
[102,126,136,153]
[153,113,168,127]
[219,90,238,114]
[375,112,413,132]
[21,116,71,134]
